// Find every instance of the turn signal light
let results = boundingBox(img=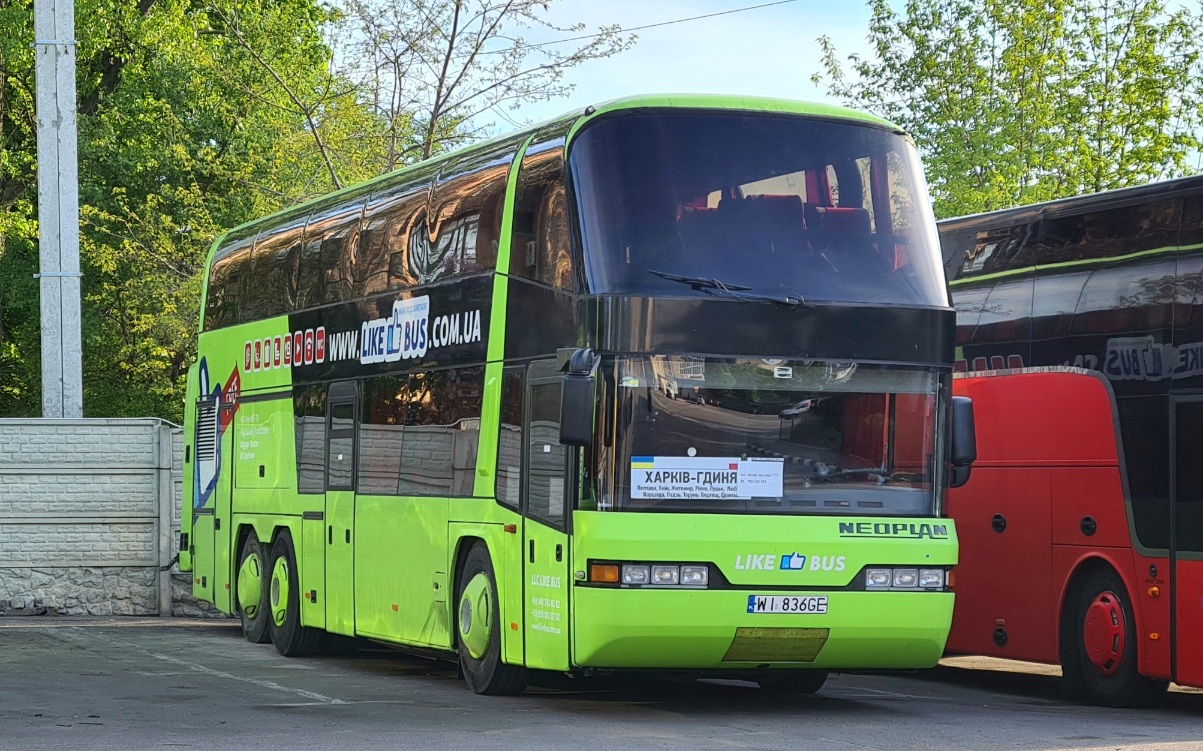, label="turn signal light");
[588,561,709,587]
[1147,586,1160,598]
[590,563,619,584]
